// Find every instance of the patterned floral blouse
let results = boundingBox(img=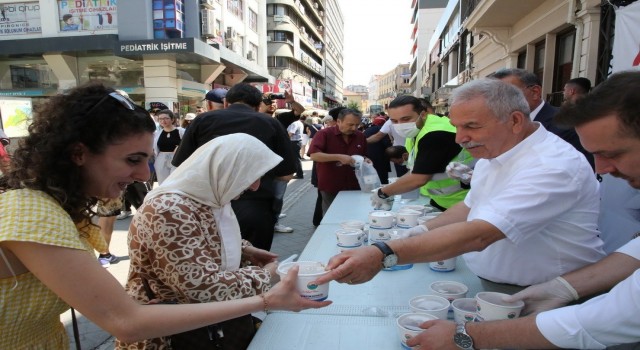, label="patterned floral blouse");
[117,193,272,350]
